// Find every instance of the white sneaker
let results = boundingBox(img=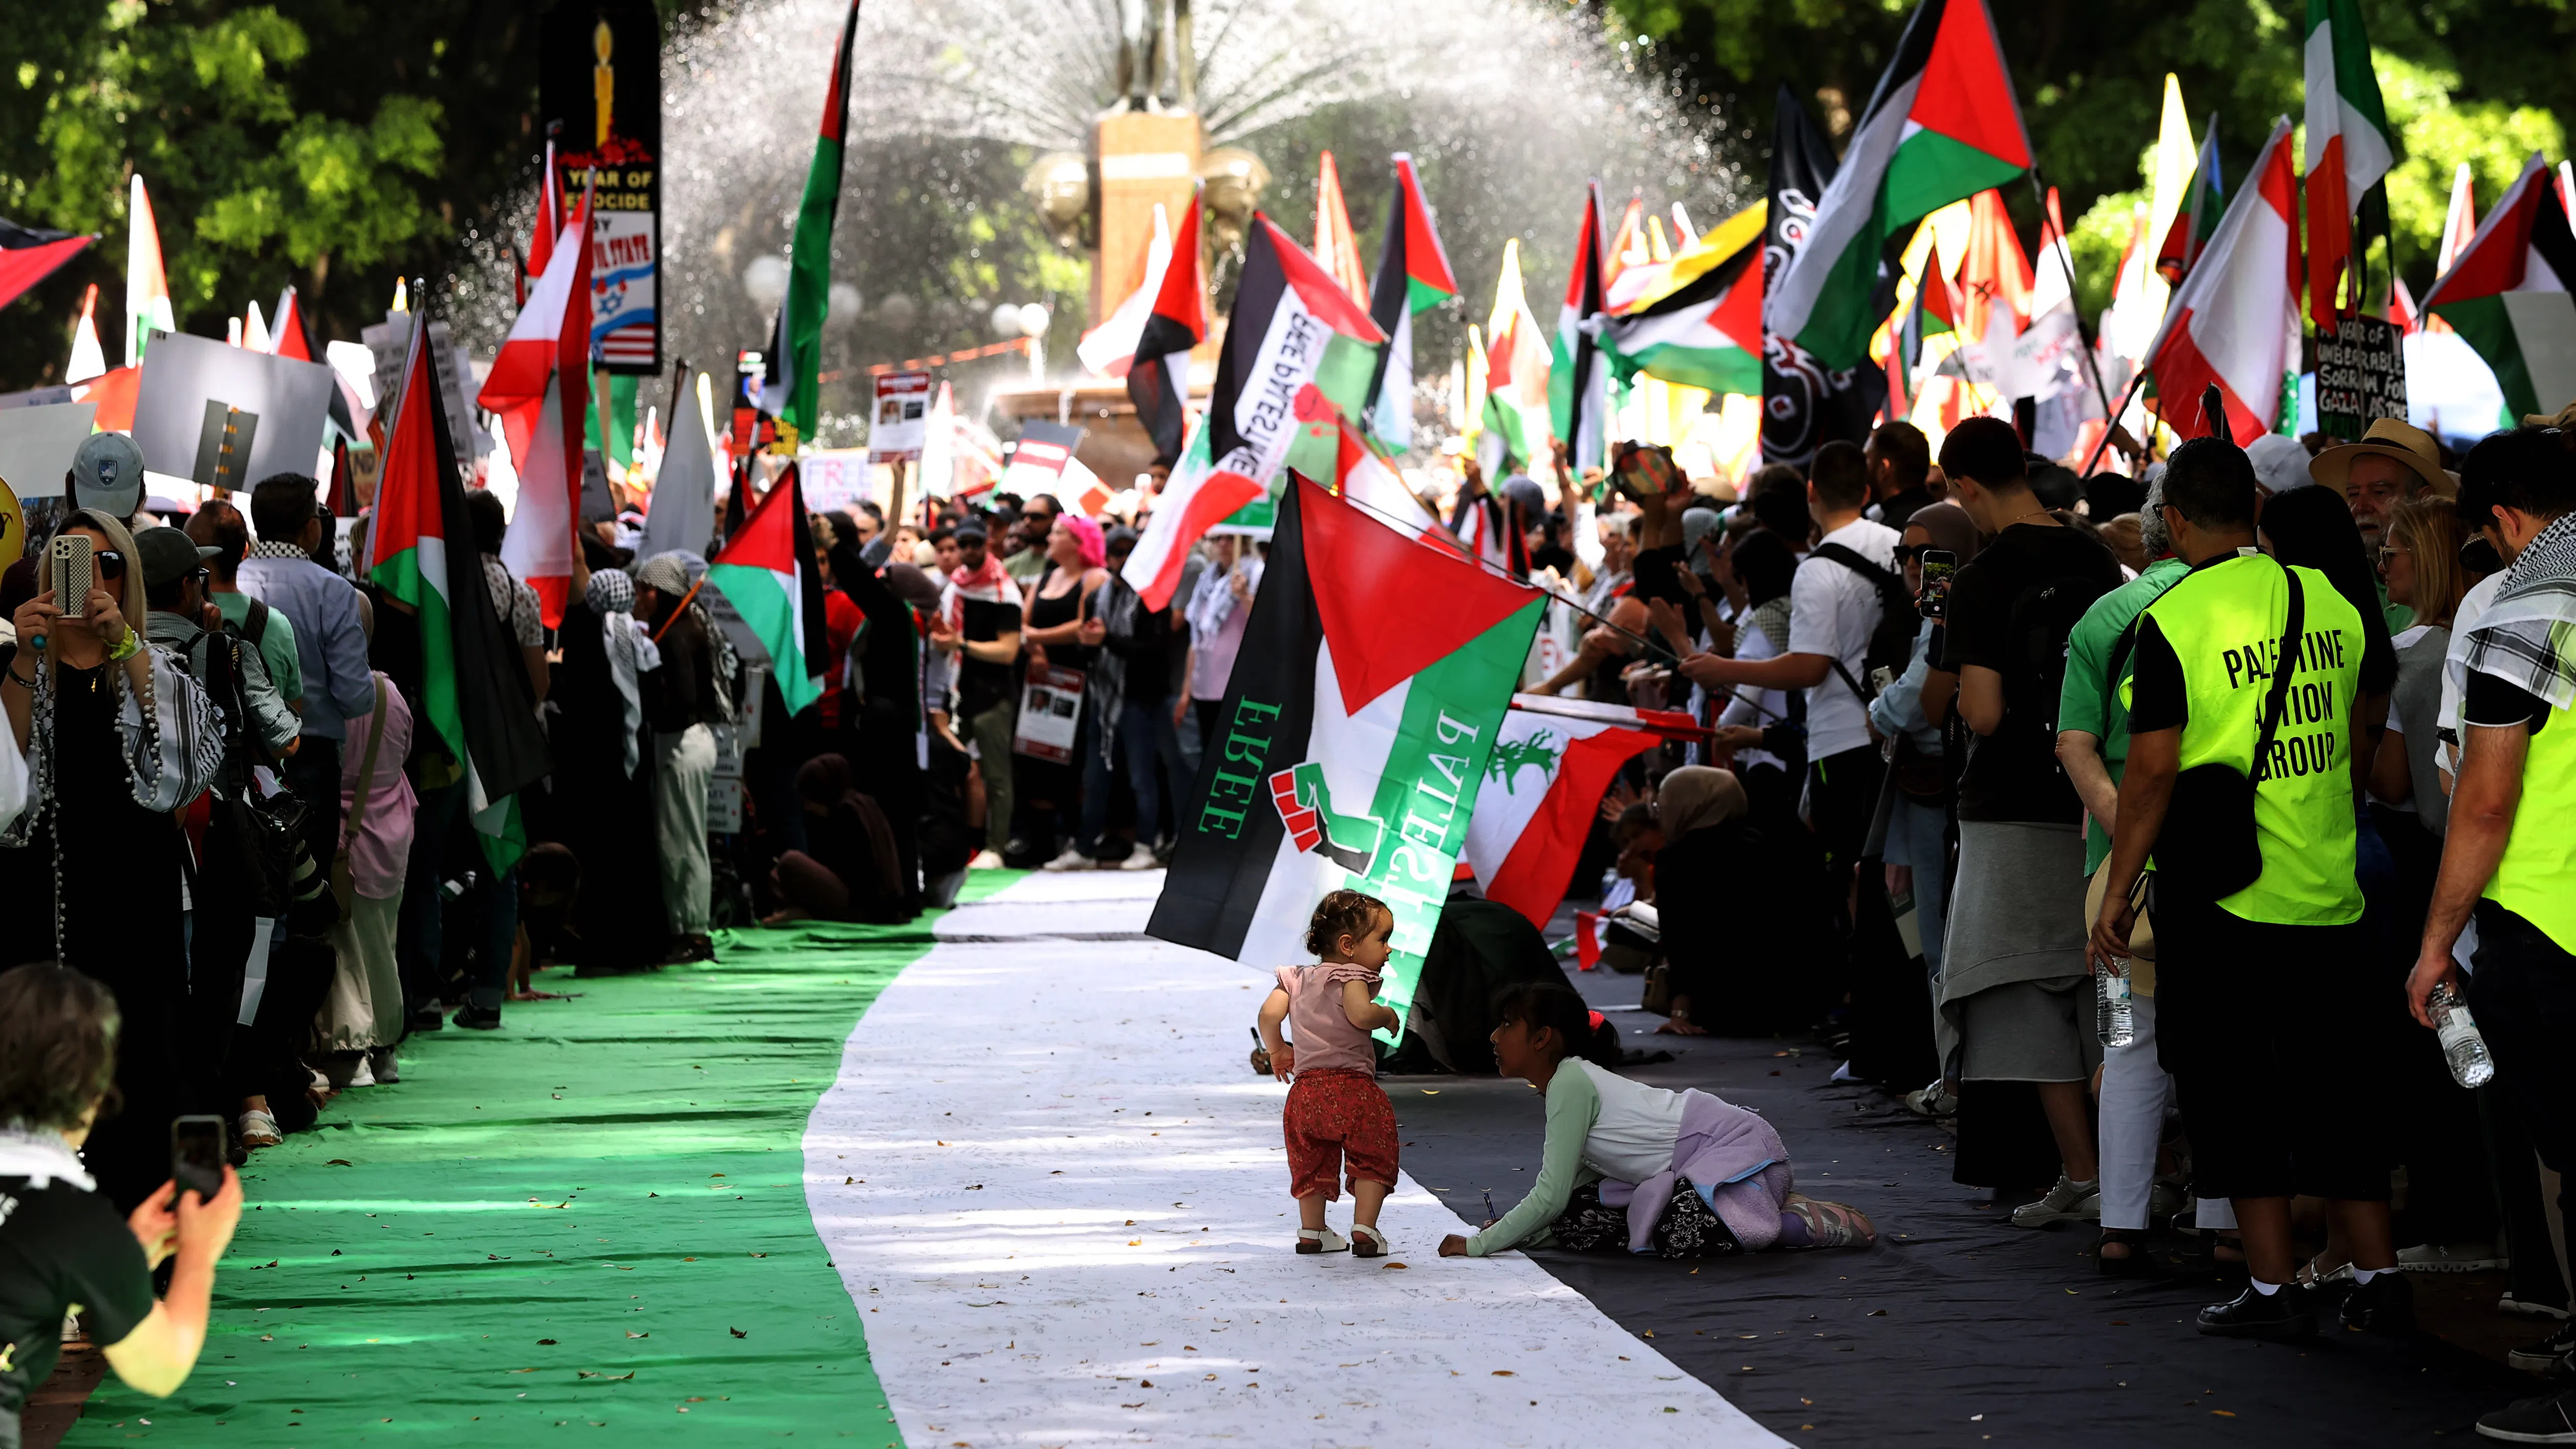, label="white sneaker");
[2009,1174,2102,1228]
[1900,1079,1959,1117]
[368,1047,399,1084]
[2502,1292,2572,1320]
[1041,845,1094,872]
[2397,1241,2507,1273]
[966,849,1007,870]
[347,1054,376,1088]
[1116,843,1158,871]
